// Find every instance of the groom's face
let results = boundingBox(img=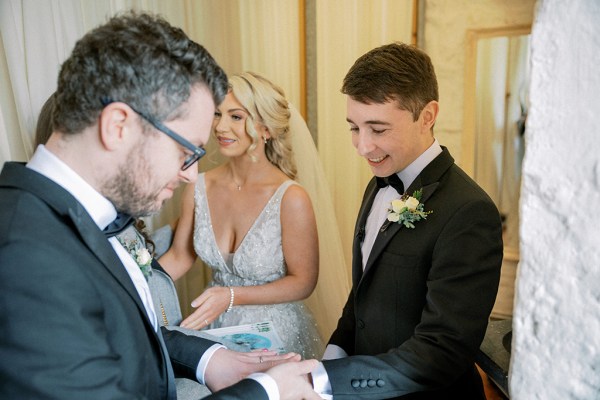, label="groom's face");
[347,97,433,177]
[105,85,215,216]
